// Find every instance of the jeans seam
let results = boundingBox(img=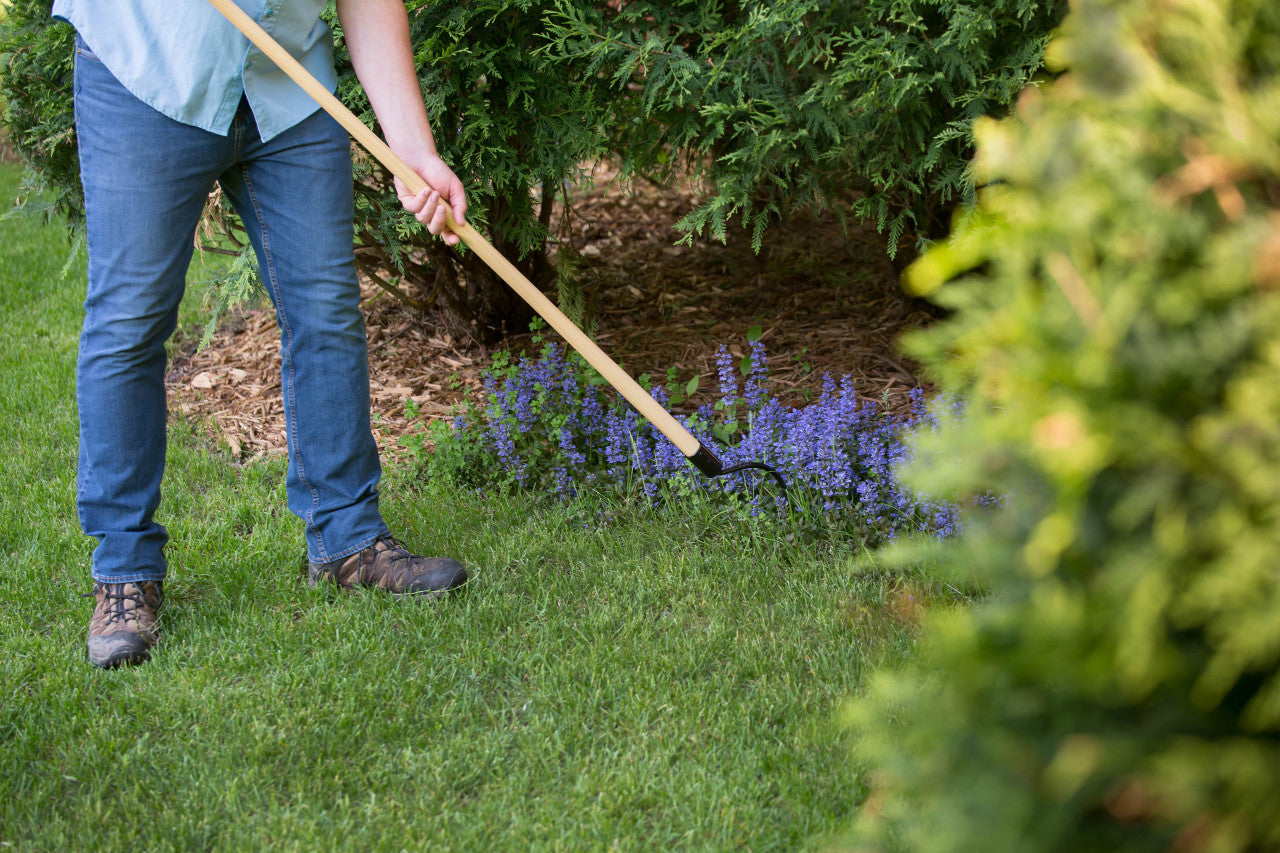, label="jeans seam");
[240,169,326,558]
